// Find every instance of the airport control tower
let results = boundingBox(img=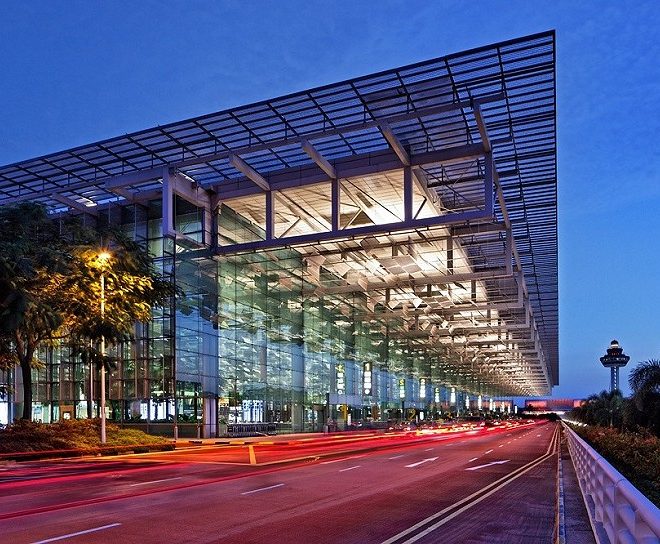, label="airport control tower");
[599,339,630,393]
